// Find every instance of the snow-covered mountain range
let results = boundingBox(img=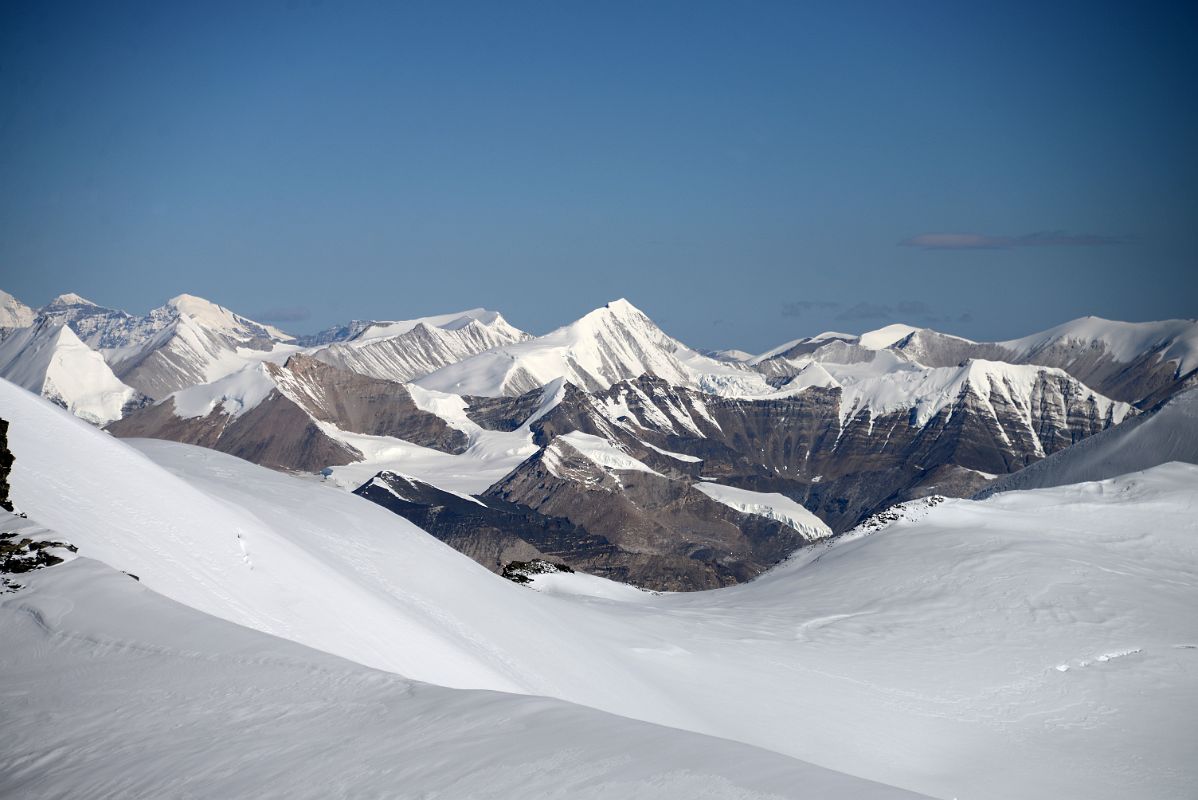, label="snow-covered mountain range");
[3,286,1195,588]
